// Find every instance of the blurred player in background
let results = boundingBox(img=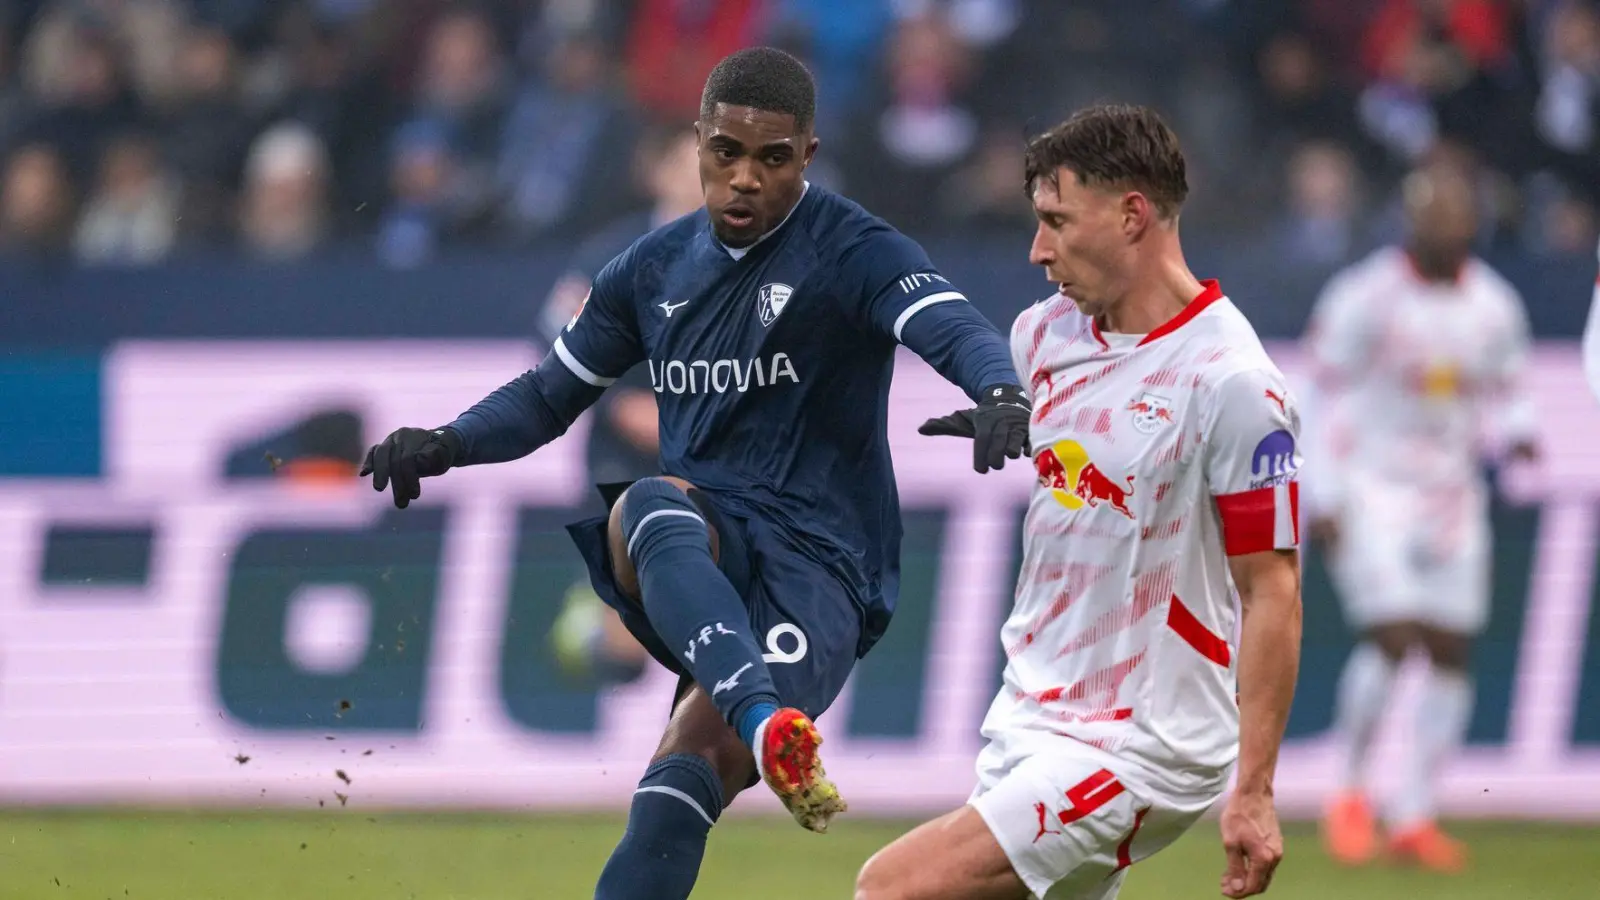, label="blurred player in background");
[1304,161,1538,872]
[1583,238,1600,402]
[361,47,1029,900]
[543,125,703,687]
[859,105,1302,900]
